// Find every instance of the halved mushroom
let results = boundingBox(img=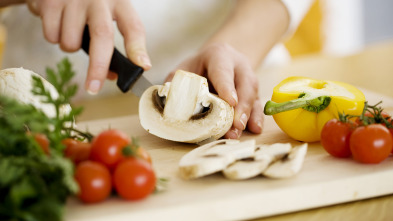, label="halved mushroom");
[139,70,234,143]
[179,139,256,179]
[262,143,308,178]
[0,68,71,118]
[223,143,292,180]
